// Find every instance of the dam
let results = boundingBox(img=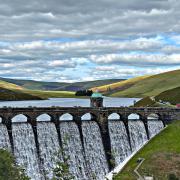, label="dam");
[0,106,179,180]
